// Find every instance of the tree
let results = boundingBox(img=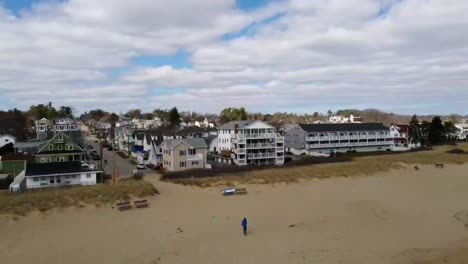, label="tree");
[153,108,168,121]
[58,106,73,118]
[312,112,320,119]
[88,109,106,121]
[125,109,142,119]
[408,115,421,146]
[108,113,119,123]
[420,121,431,146]
[428,116,444,145]
[169,107,181,127]
[327,110,333,117]
[220,107,248,123]
[443,121,457,141]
